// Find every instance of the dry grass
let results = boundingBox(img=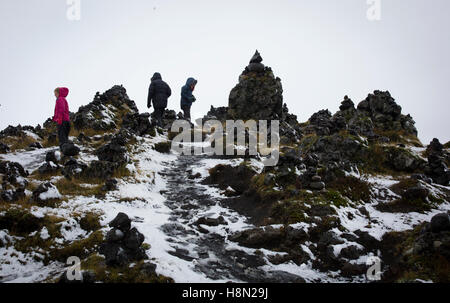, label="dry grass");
[55,178,104,196]
[1,135,37,152]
